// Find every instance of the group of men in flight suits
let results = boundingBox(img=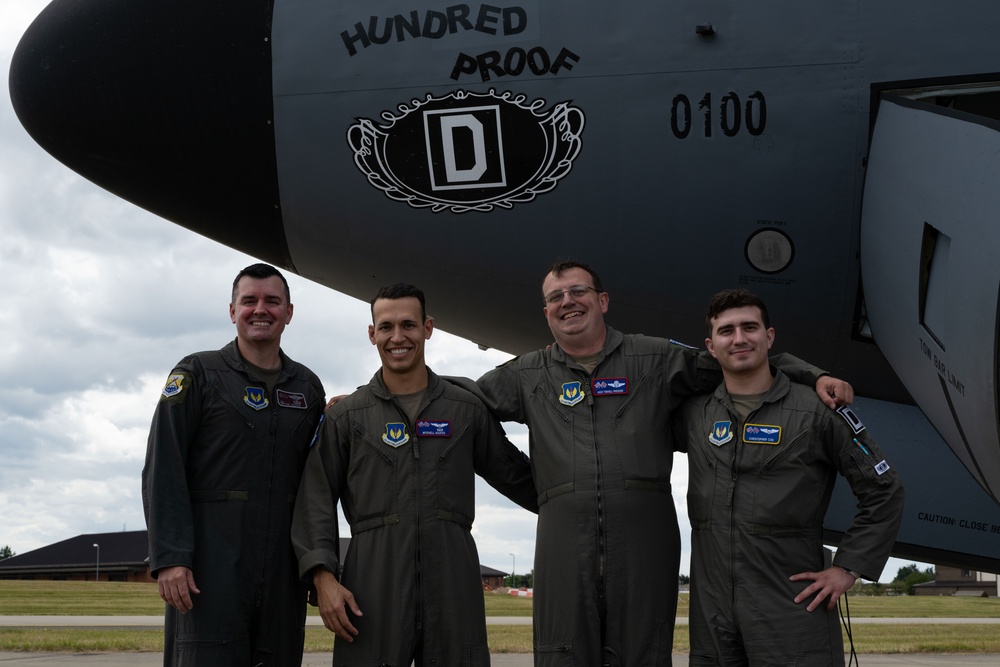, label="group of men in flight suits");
[143,261,902,667]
